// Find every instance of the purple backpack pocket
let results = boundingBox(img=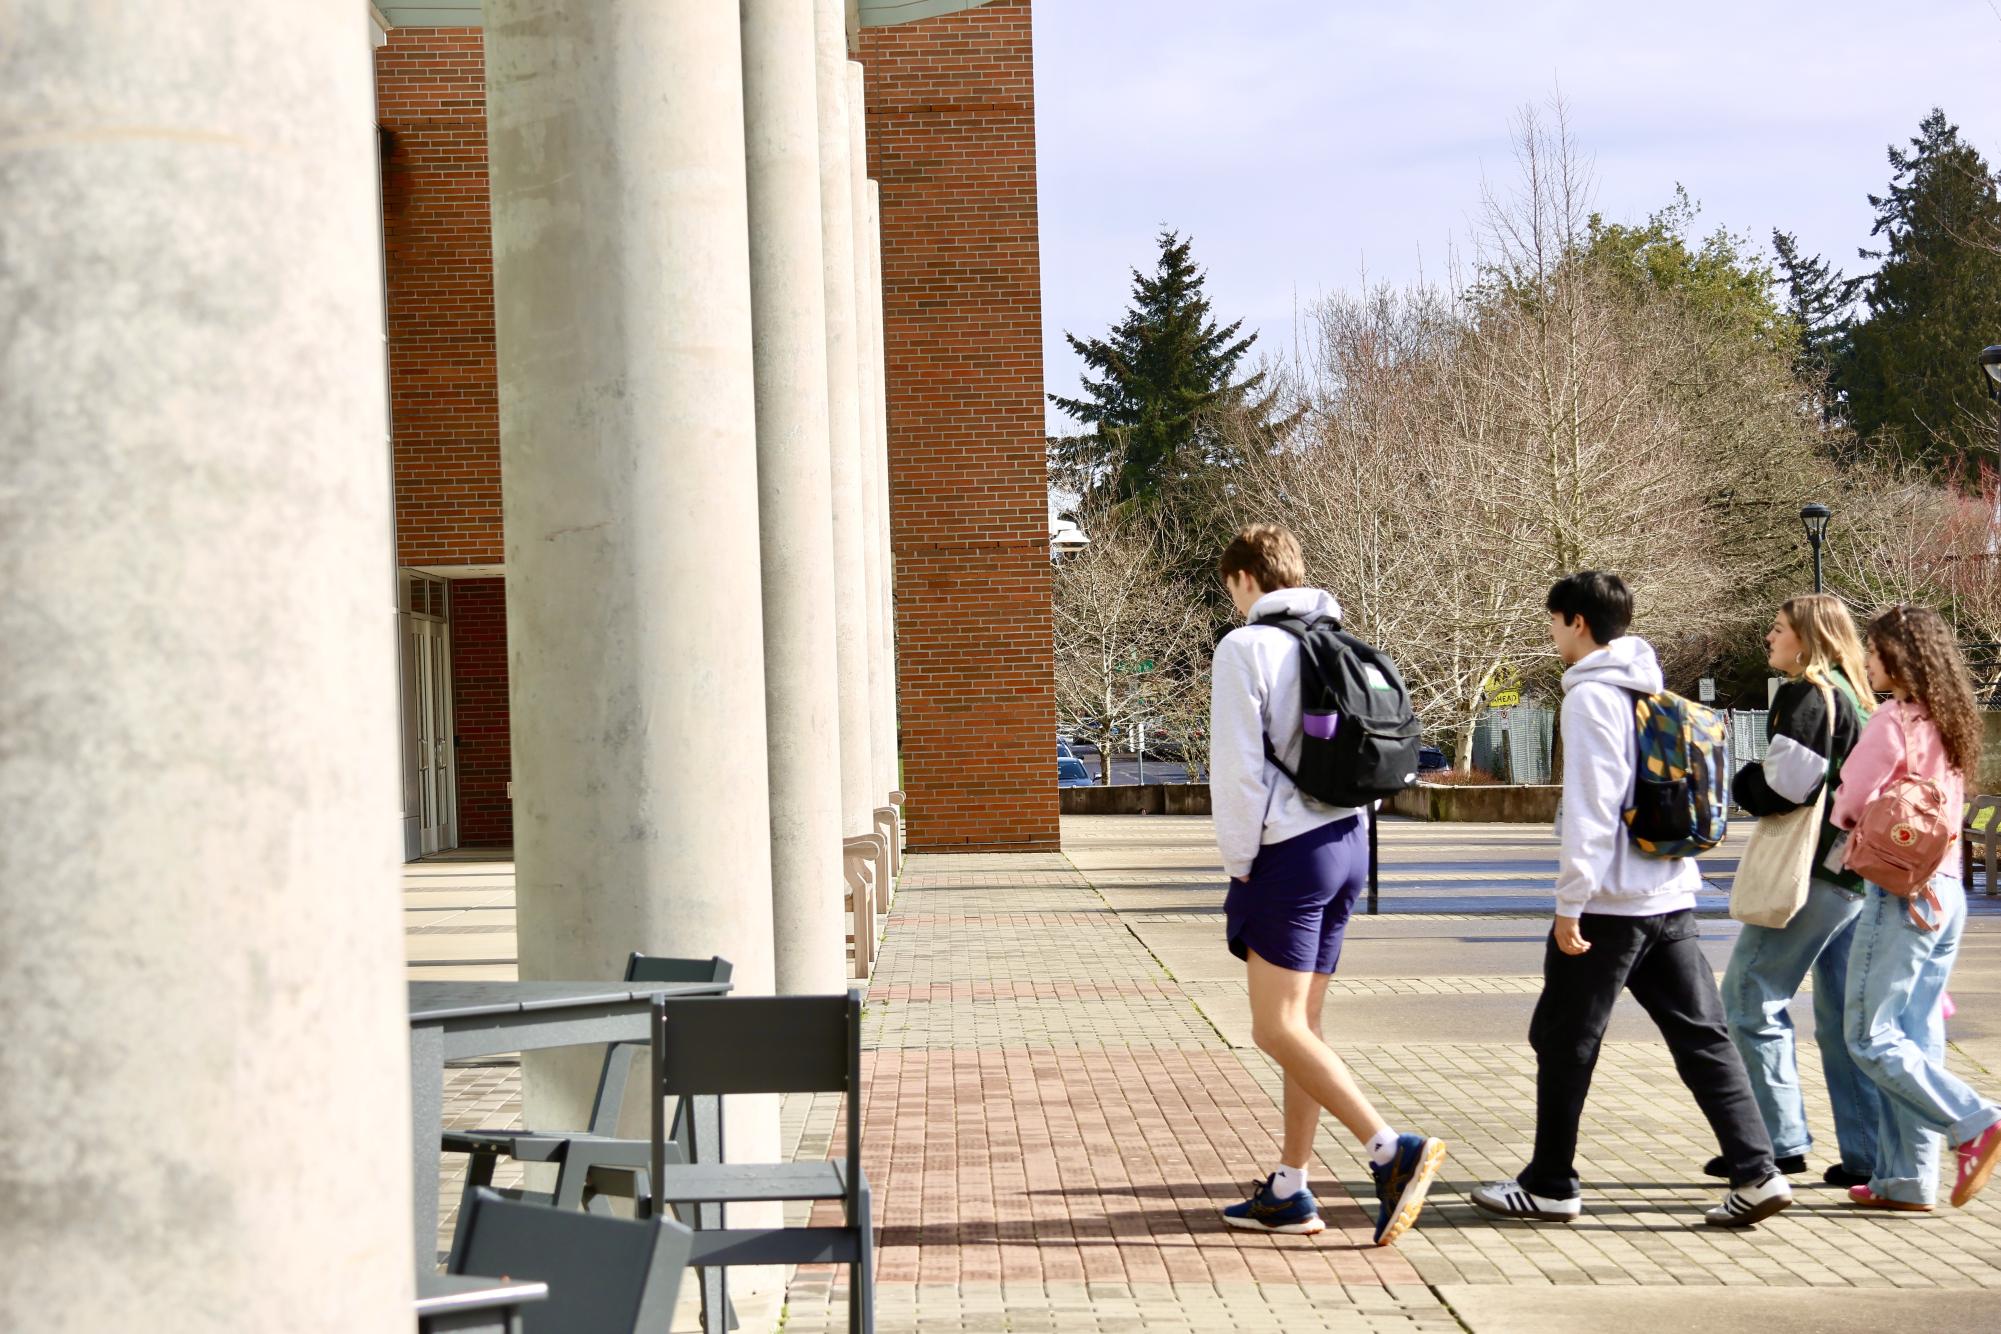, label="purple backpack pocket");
[1302,711,1339,741]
